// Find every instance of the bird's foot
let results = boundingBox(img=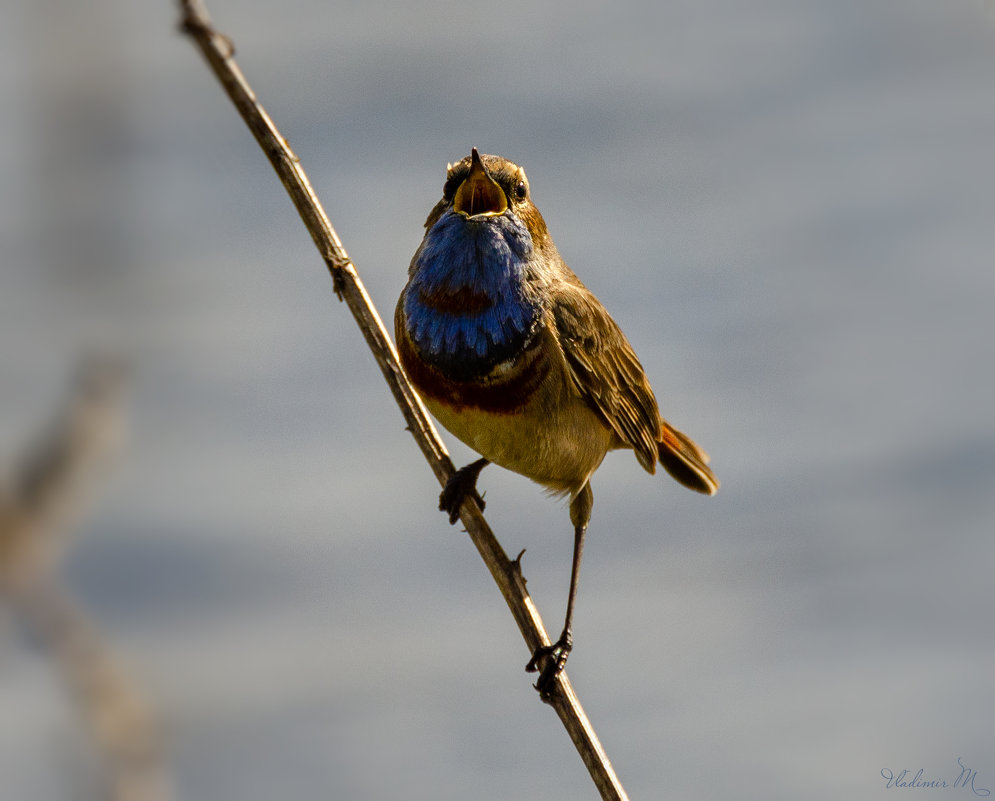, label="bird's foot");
[525,630,572,699]
[439,458,488,524]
